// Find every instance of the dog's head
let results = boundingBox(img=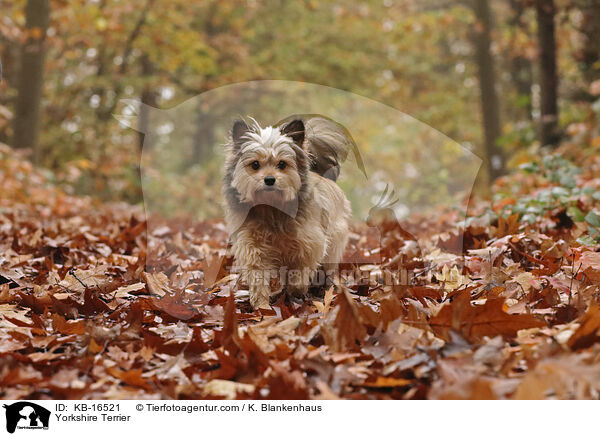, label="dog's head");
[224,118,309,209]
